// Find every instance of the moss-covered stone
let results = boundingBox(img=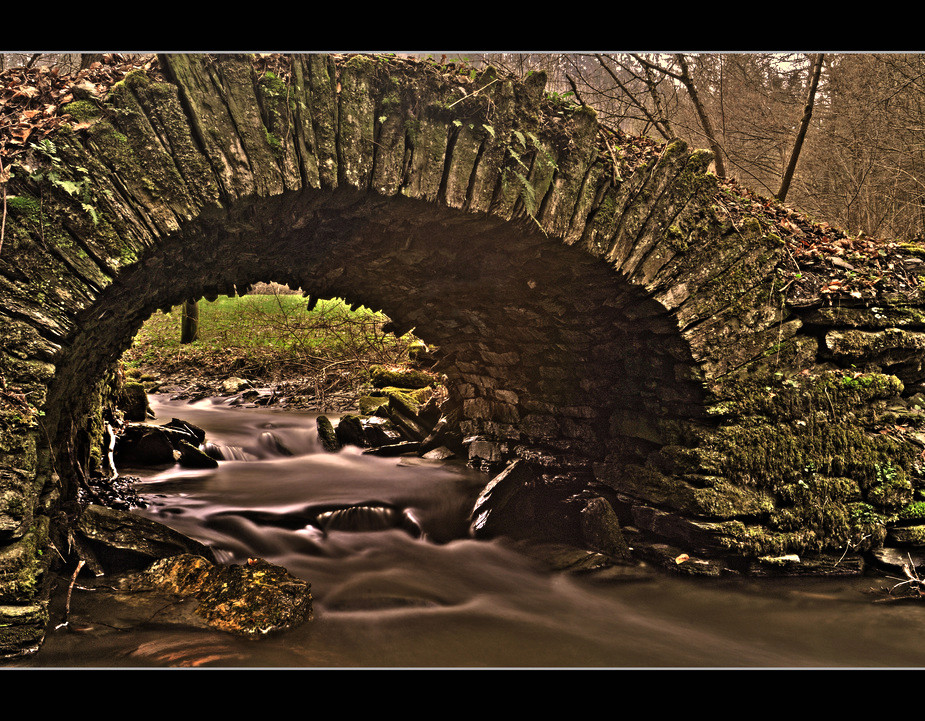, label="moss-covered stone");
[316,416,341,452]
[889,525,925,546]
[0,516,51,603]
[122,554,312,638]
[0,600,49,656]
[369,365,434,390]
